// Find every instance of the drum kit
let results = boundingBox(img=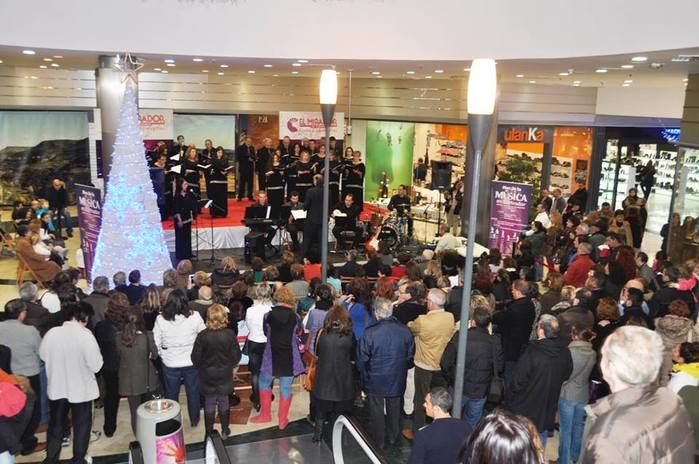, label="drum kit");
[365,209,411,251]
